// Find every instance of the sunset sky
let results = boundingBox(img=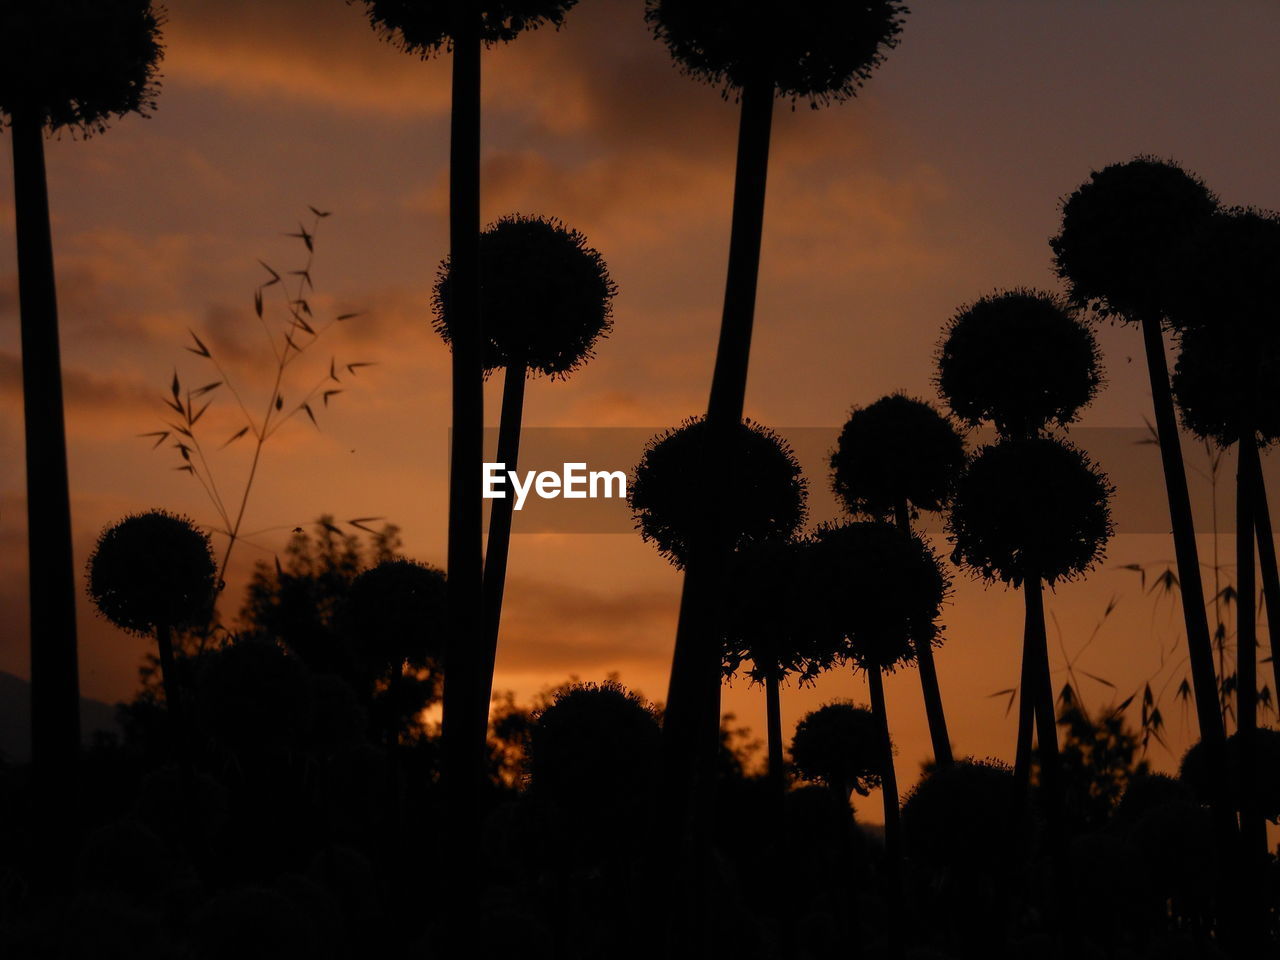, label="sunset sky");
[3,0,1280,813]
